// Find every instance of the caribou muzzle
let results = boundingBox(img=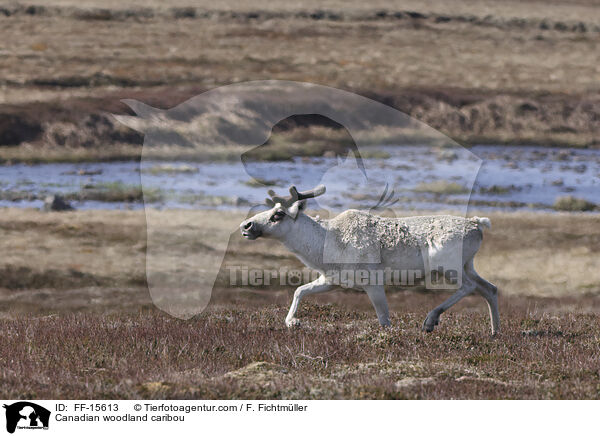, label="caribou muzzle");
[240,220,262,239]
